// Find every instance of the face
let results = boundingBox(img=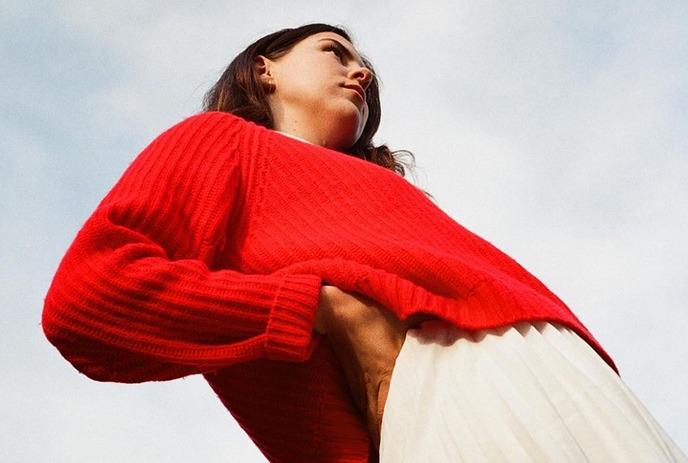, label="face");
[256,32,373,150]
